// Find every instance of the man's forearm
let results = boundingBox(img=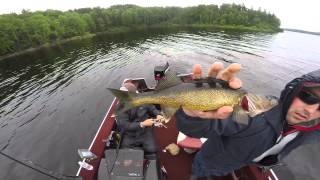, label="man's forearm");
[175,108,213,138]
